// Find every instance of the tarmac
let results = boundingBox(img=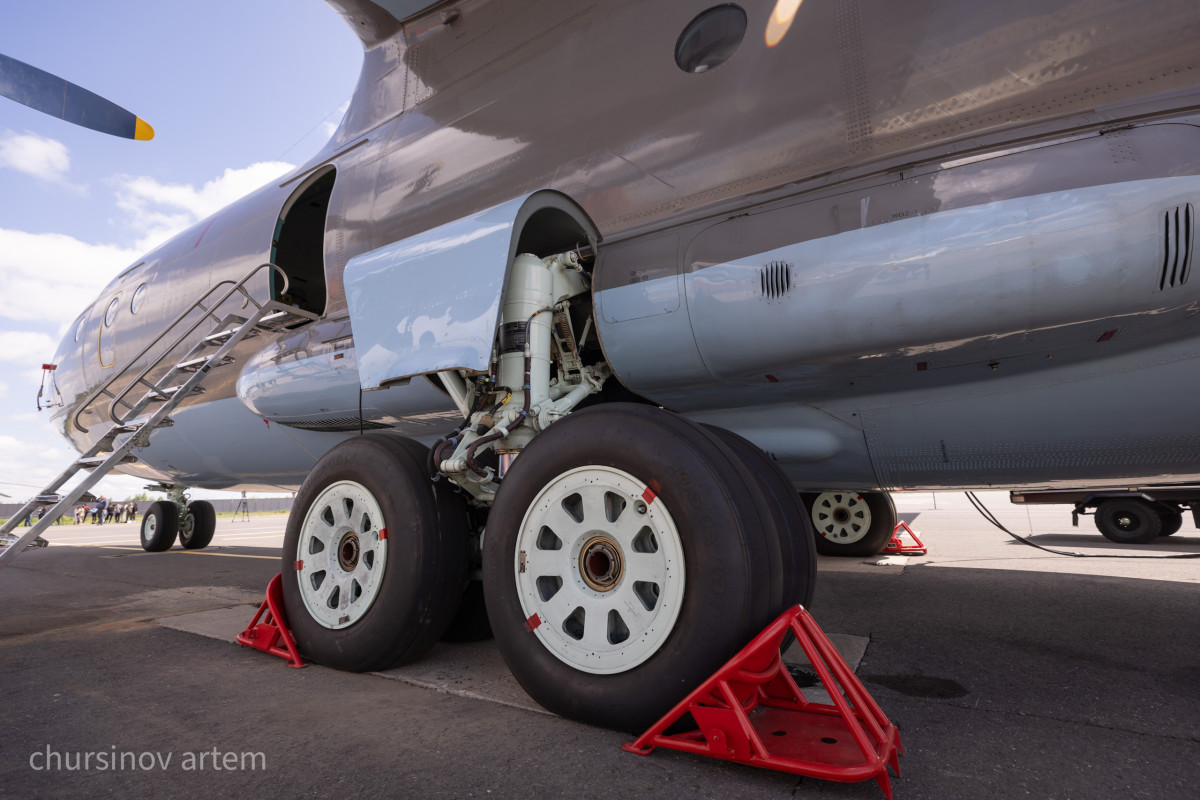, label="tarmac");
[1,492,1197,799]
